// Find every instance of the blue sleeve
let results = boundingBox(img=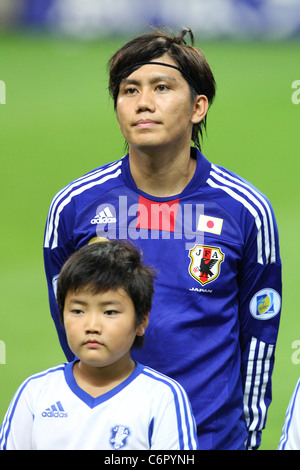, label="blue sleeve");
[238,200,282,449]
[43,193,76,361]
